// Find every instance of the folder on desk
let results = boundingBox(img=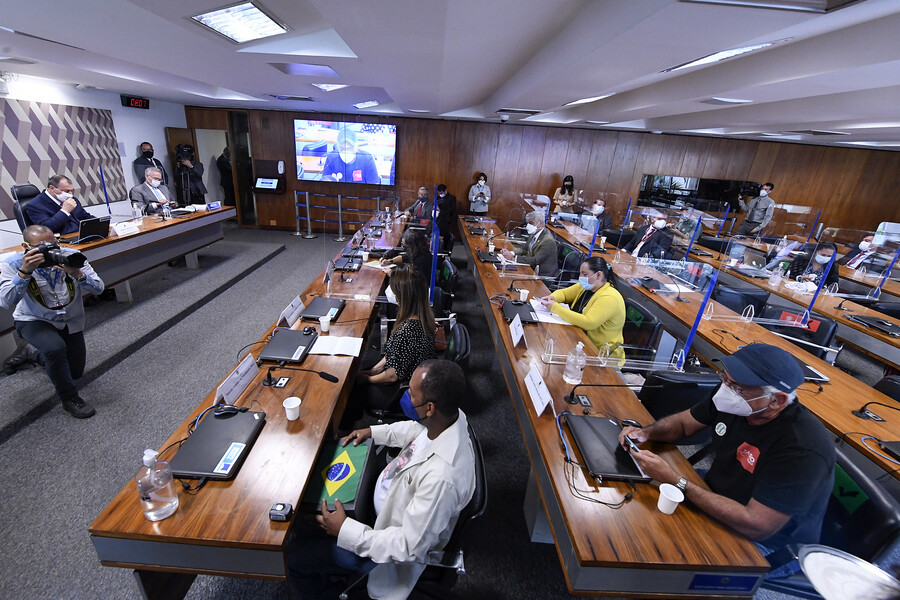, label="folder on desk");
[301,296,346,321]
[565,415,650,482]
[501,299,539,323]
[169,410,266,480]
